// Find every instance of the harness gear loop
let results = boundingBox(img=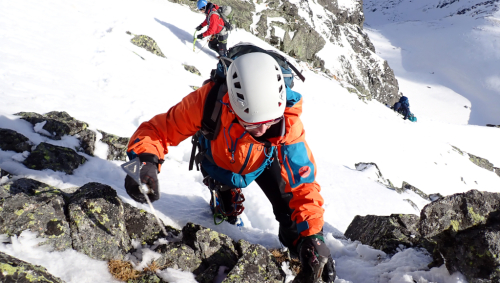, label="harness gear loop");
[204,176,245,225]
